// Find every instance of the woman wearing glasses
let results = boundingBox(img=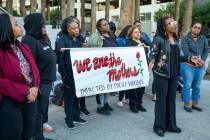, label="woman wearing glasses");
[148,16,199,137]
